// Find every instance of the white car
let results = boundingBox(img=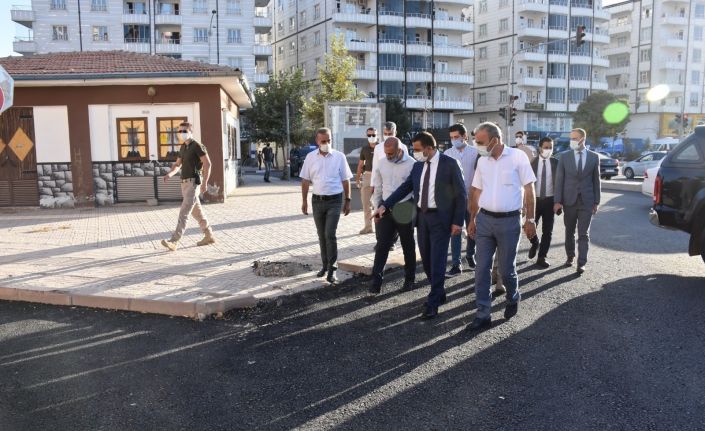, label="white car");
[622,151,667,179]
[641,160,663,197]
